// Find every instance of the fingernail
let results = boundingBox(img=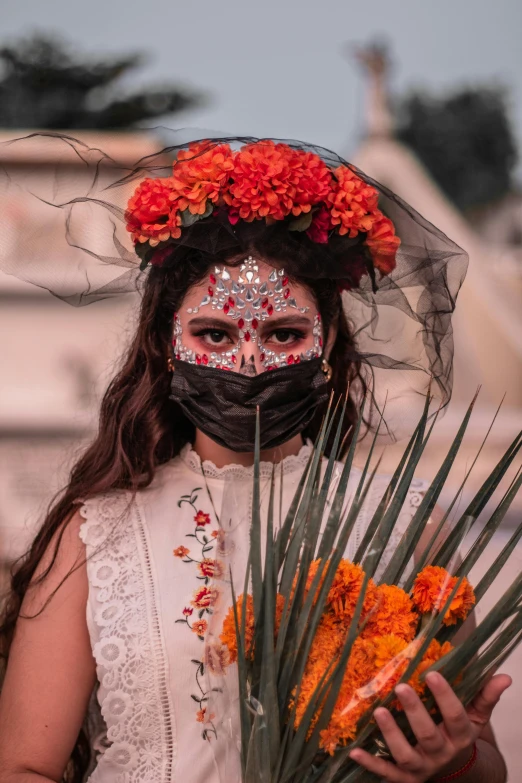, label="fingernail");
[374,707,390,722]
[426,671,443,687]
[396,684,414,703]
[350,749,362,760]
